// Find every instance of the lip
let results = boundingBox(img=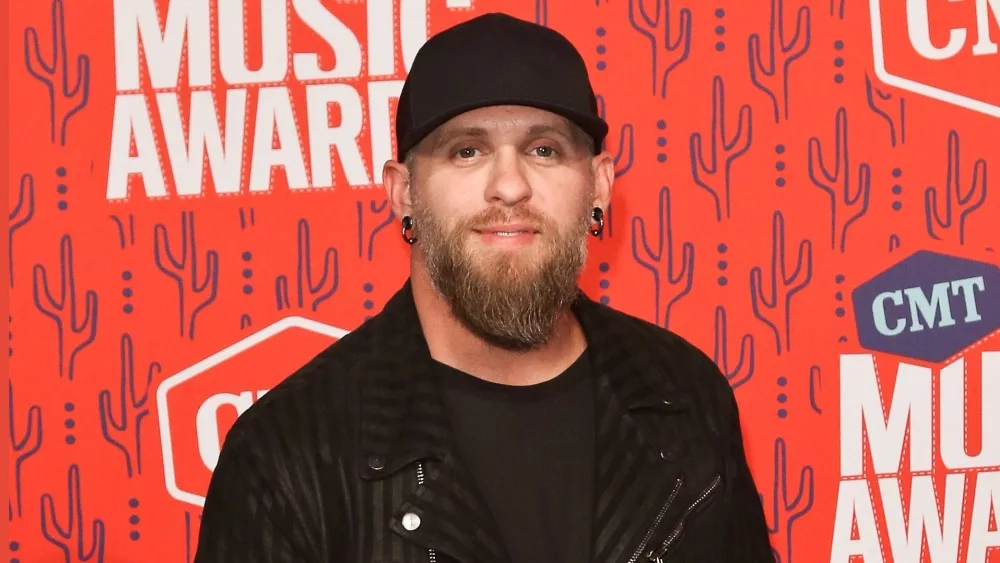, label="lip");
[473,223,540,234]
